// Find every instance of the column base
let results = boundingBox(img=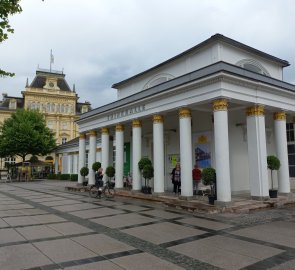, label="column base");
[115,187,125,191]
[131,189,142,194]
[152,192,165,197]
[215,200,233,207]
[179,195,194,201]
[251,195,269,201]
[278,192,293,198]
